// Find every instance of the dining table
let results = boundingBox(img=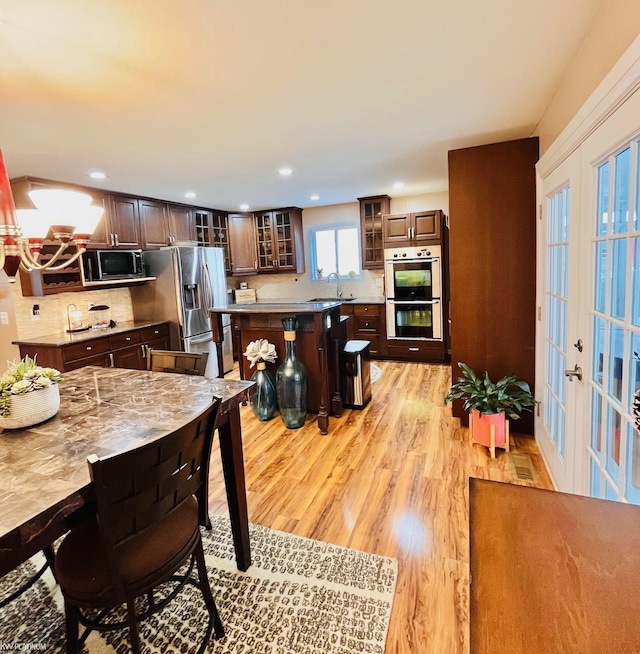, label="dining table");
[0,366,254,579]
[469,477,640,653]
